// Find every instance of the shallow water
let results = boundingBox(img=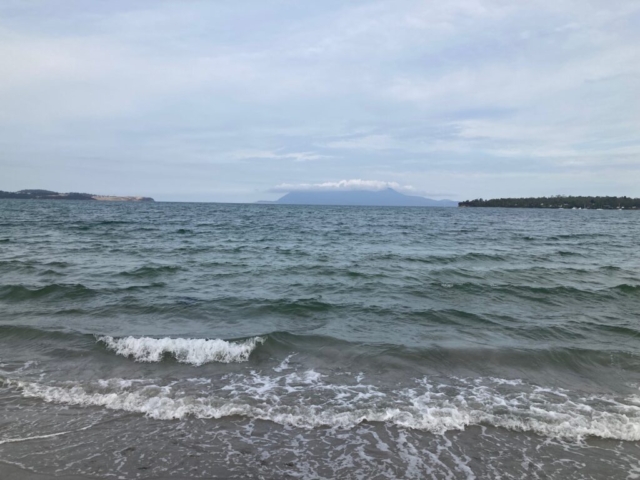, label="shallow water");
[0,200,639,479]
